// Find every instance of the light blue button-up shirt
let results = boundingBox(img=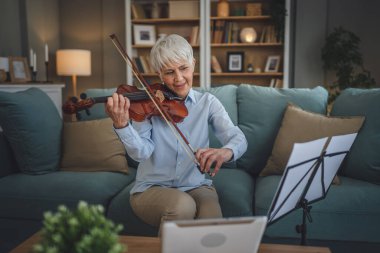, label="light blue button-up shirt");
[114,89,247,194]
